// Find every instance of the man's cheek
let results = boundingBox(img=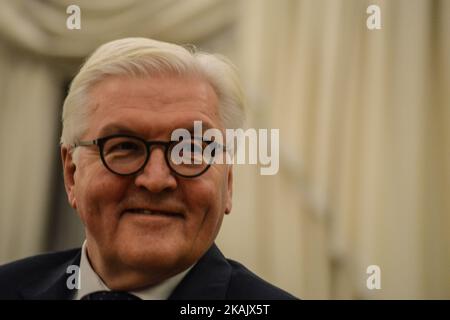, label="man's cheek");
[88,175,125,204]
[75,179,103,223]
[193,180,217,203]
